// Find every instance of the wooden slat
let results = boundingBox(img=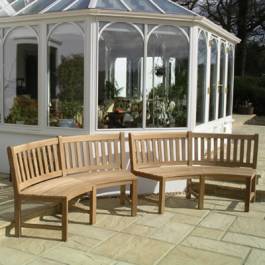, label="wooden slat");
[220,138,224,162]
[214,138,218,161]
[52,145,60,171]
[207,138,211,160]
[169,139,174,162]
[36,148,44,175]
[240,139,245,164]
[82,142,88,166]
[201,137,205,161]
[42,146,49,174]
[175,138,180,161]
[233,139,238,162]
[141,140,146,163]
[164,139,168,162]
[47,145,54,172]
[136,140,142,164]
[181,138,186,161]
[22,151,30,180]
[227,138,231,162]
[64,143,71,169]
[94,142,100,165]
[32,149,39,177]
[88,142,94,165]
[147,140,152,162]
[194,137,198,161]
[70,143,76,168]
[27,150,35,179]
[152,139,157,162]
[107,141,112,164]
[158,139,163,162]
[114,140,119,165]
[17,152,25,182]
[76,142,83,168]
[246,139,251,164]
[101,141,107,165]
